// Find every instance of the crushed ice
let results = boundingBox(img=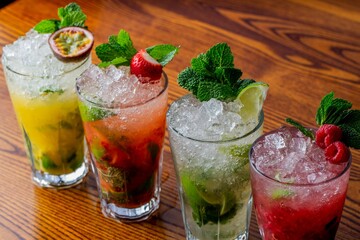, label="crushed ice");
[168,94,259,141]
[252,126,347,184]
[76,65,163,108]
